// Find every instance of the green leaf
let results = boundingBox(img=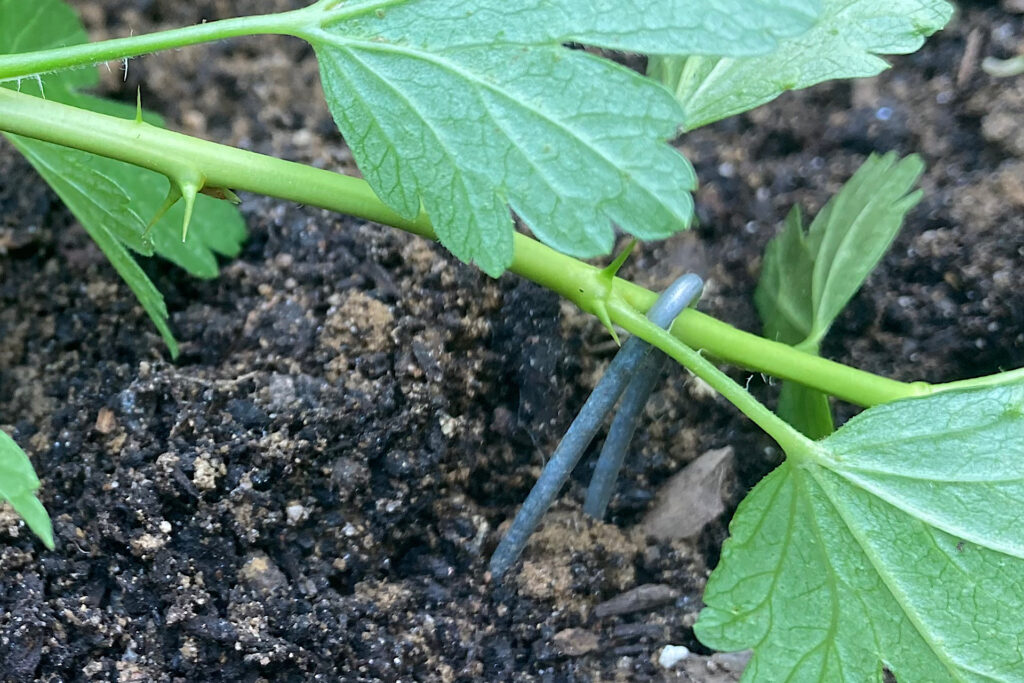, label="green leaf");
[6,136,181,354]
[317,1,823,58]
[754,205,826,436]
[306,0,822,275]
[0,0,247,352]
[757,204,817,346]
[650,0,954,131]
[0,430,54,549]
[755,153,923,436]
[756,152,923,348]
[696,381,1024,681]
